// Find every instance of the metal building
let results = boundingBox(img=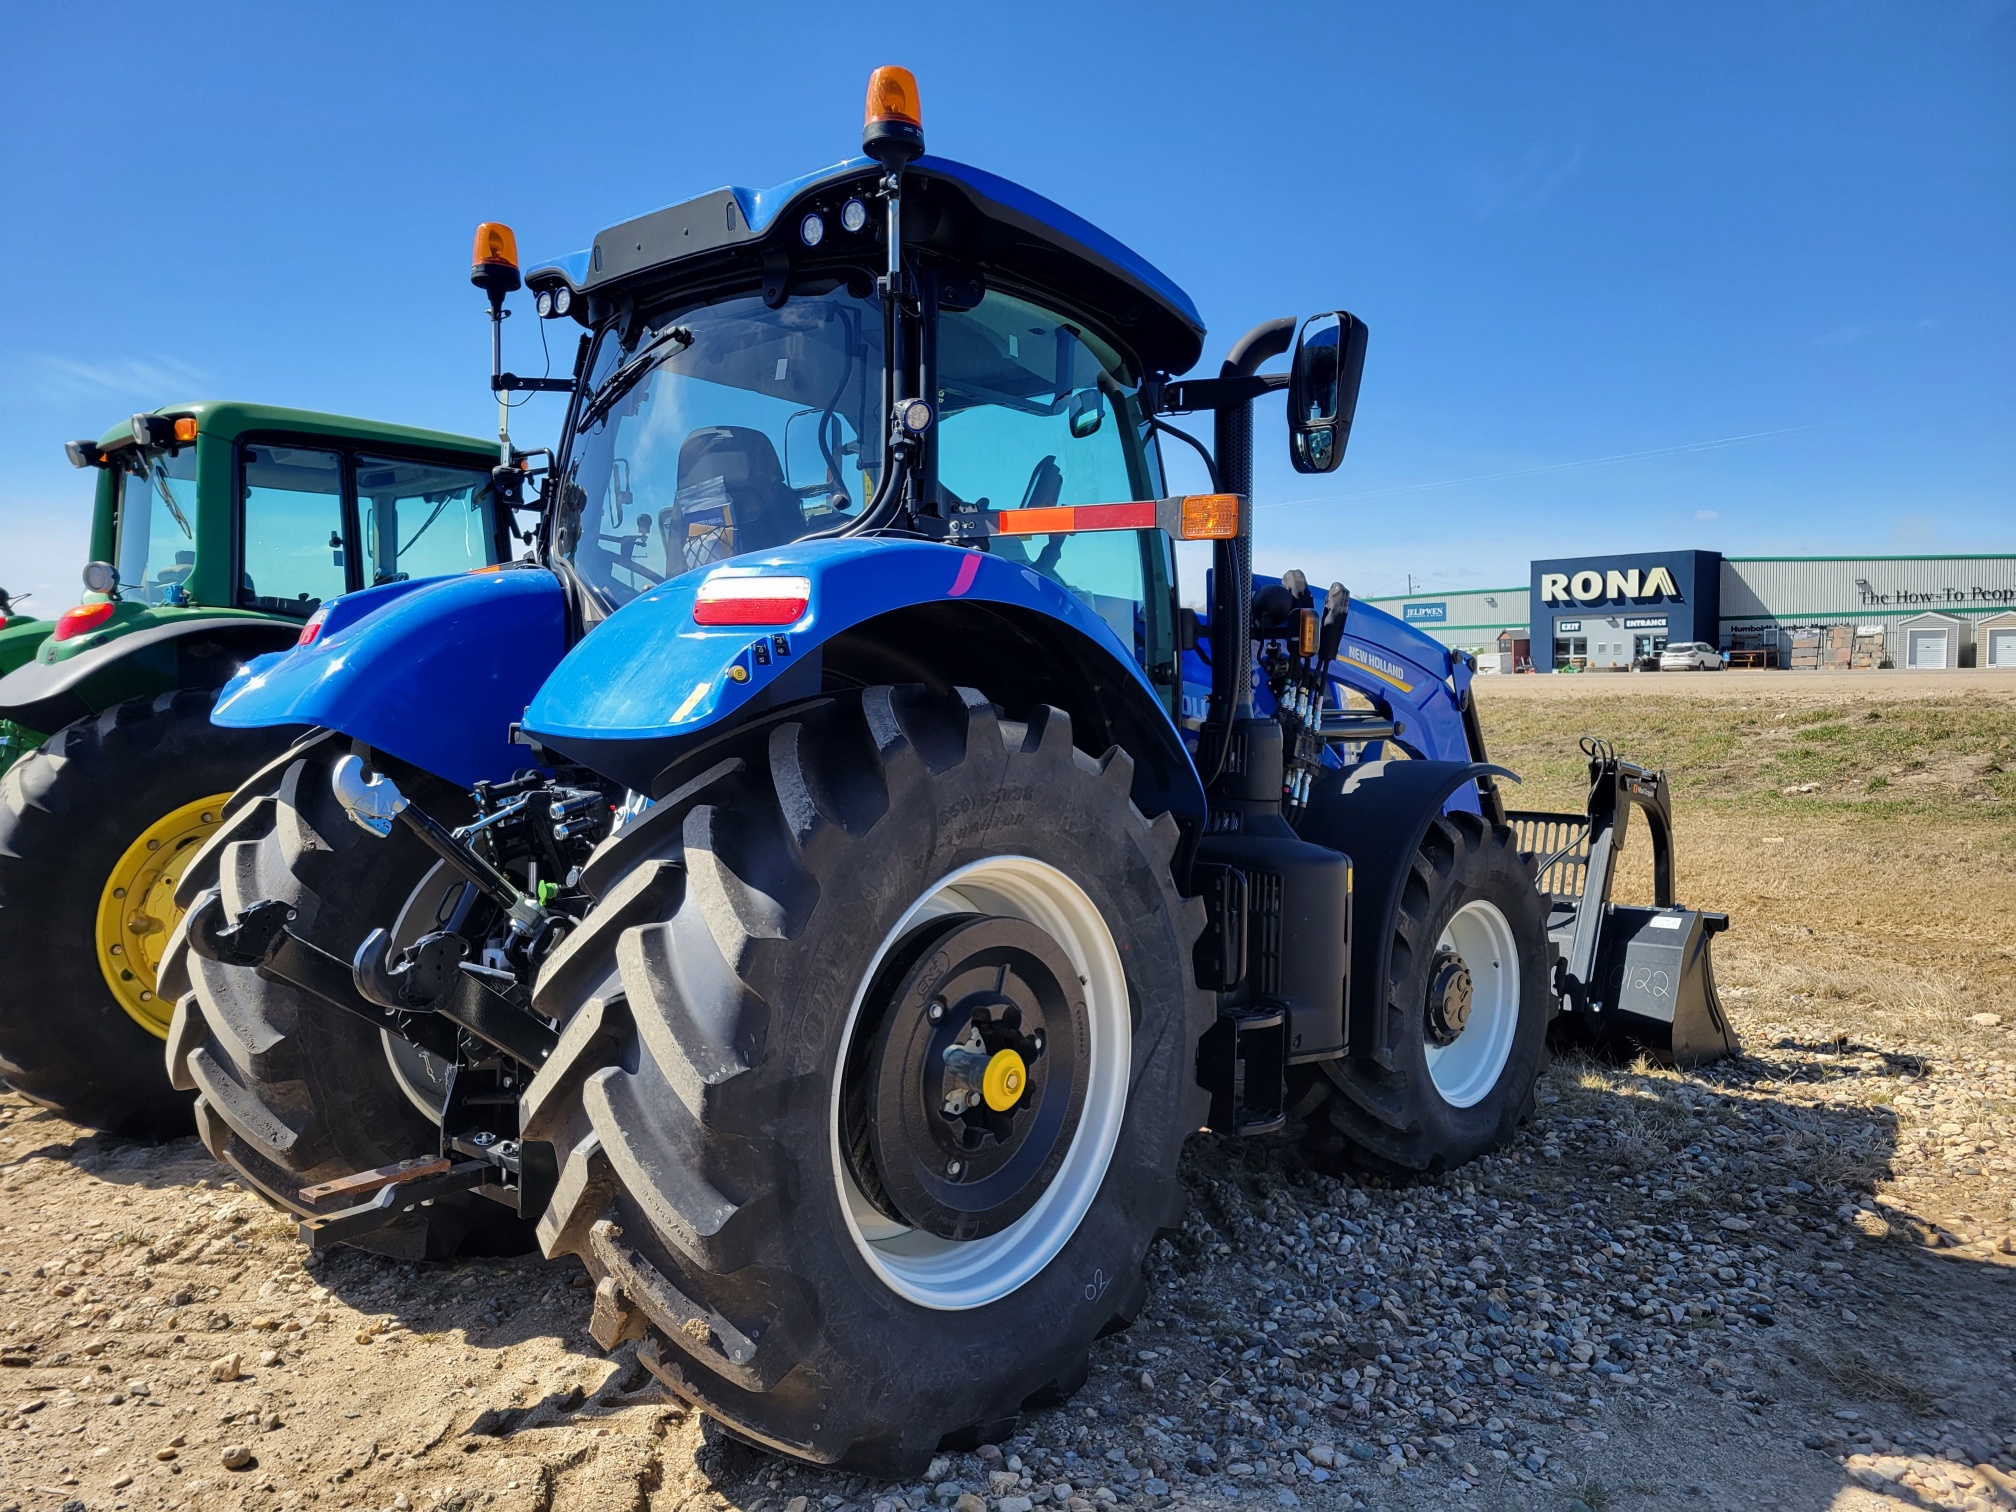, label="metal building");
[1348,552,2016,670]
